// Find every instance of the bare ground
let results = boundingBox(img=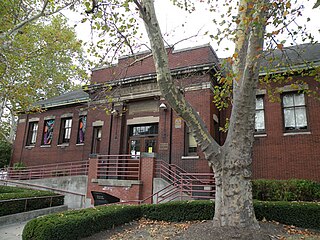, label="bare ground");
[82,219,320,240]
